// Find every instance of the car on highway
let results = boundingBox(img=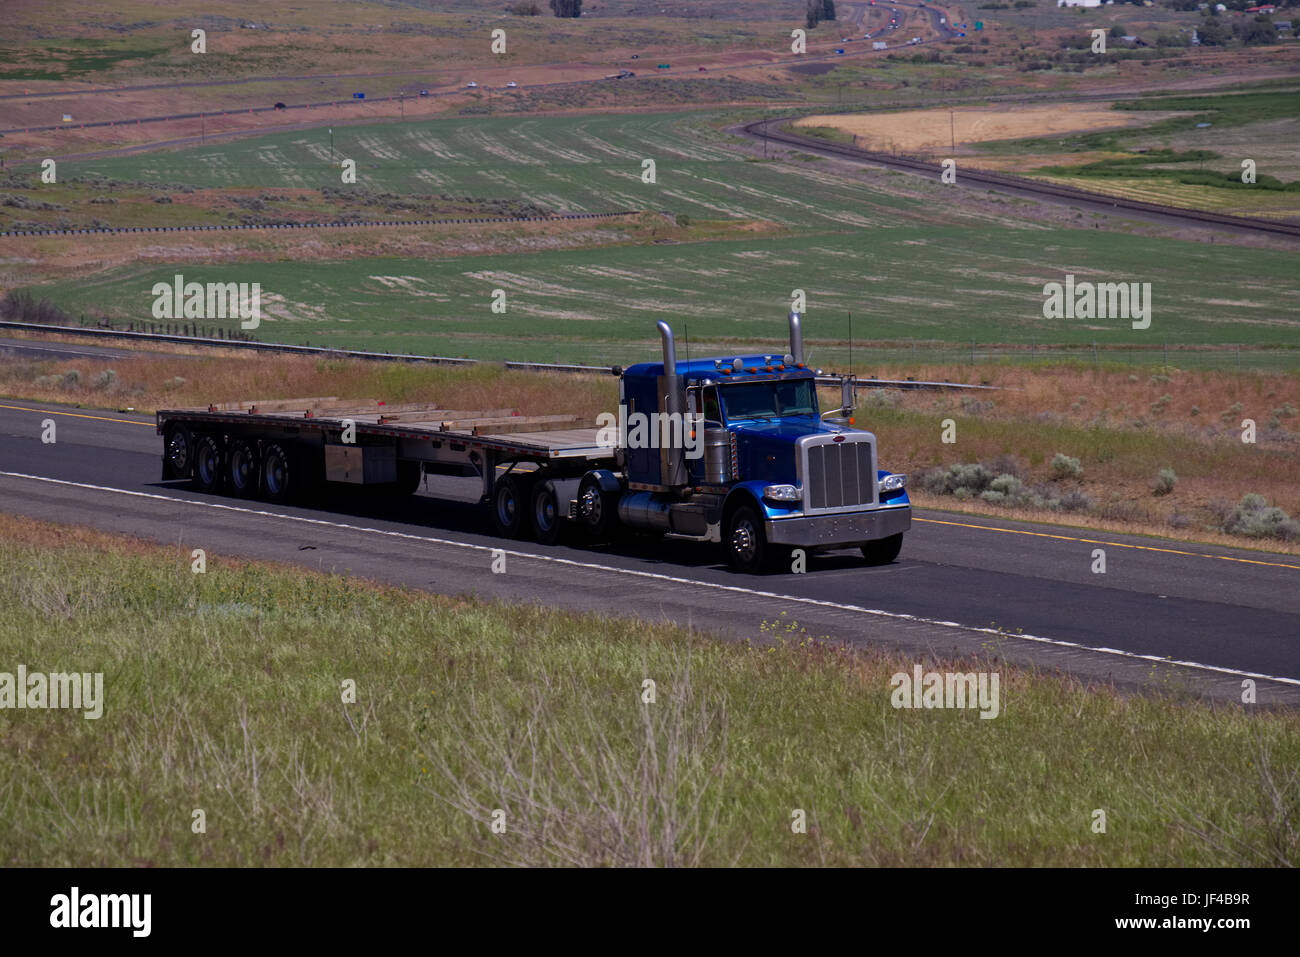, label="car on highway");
[506,80,518,88]
[419,89,429,96]
[273,102,286,110]
[466,81,478,88]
